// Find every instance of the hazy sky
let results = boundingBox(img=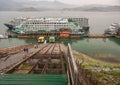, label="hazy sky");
[18,0,120,6]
